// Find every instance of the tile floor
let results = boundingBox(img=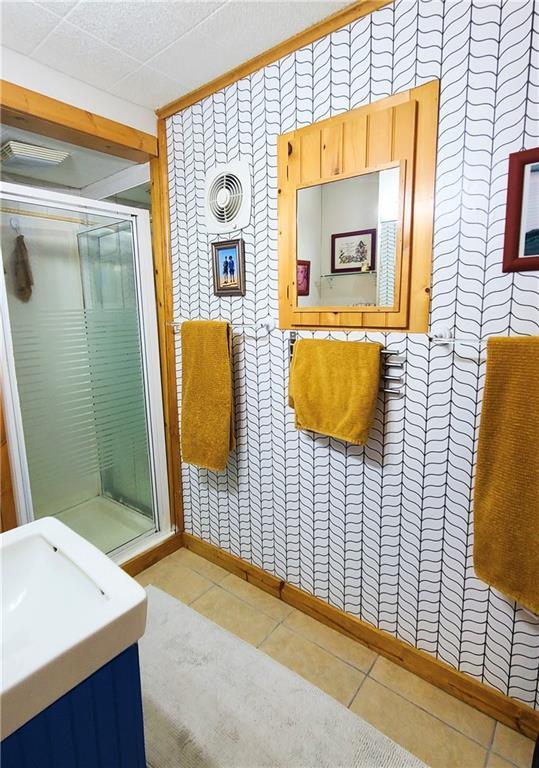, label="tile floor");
[136,548,536,768]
